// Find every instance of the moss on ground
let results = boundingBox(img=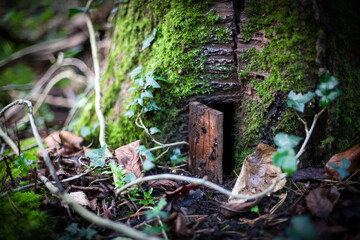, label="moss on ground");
[235,0,319,160]
[0,191,56,240]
